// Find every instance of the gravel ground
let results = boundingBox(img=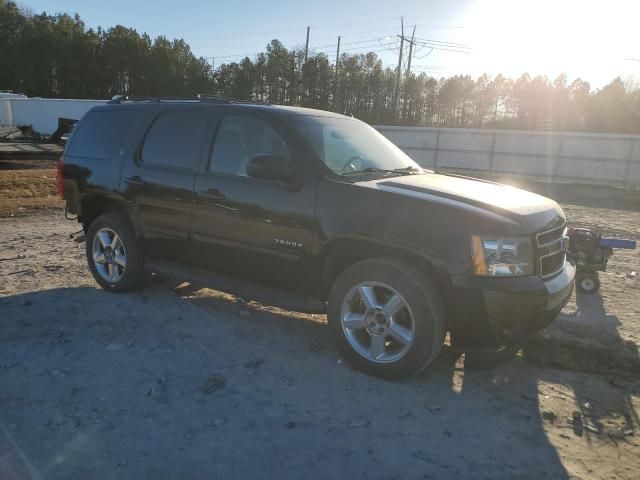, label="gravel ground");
[535,202,640,373]
[1,209,639,480]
